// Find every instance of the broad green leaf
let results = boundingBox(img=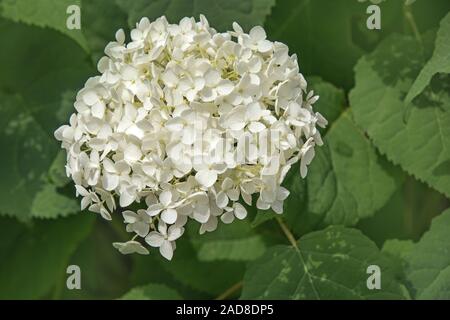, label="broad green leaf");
[0,21,92,220]
[0,214,95,299]
[303,111,401,227]
[120,284,182,300]
[81,0,128,62]
[0,0,89,52]
[350,34,450,198]
[187,220,266,262]
[406,12,450,104]
[115,0,275,32]
[241,226,409,299]
[406,208,450,299]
